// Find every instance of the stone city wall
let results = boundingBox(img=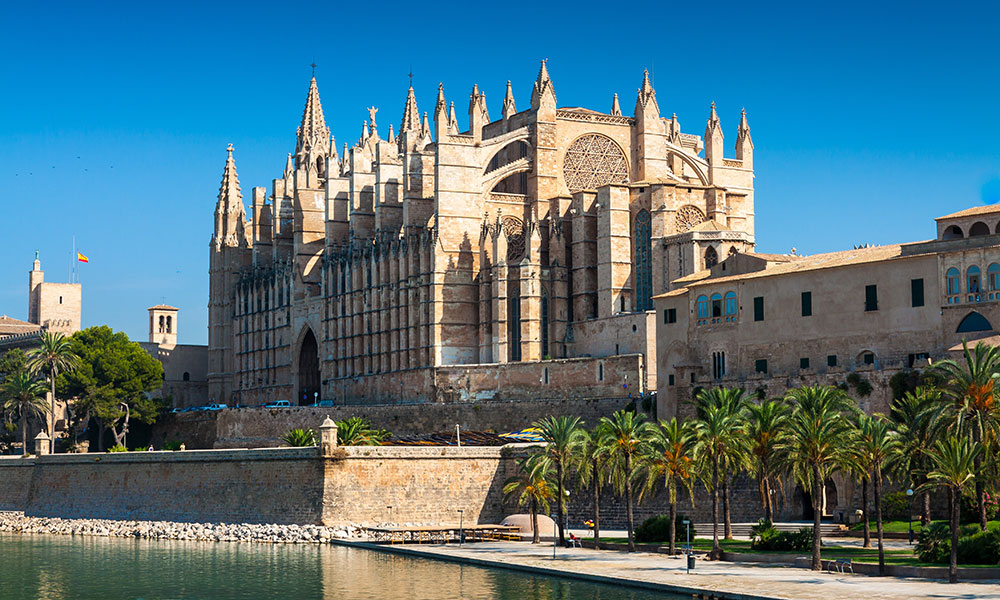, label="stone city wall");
[154,396,637,450]
[0,458,34,511]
